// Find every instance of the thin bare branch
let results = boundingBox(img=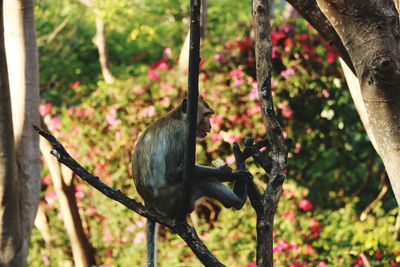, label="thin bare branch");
[33,126,224,267]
